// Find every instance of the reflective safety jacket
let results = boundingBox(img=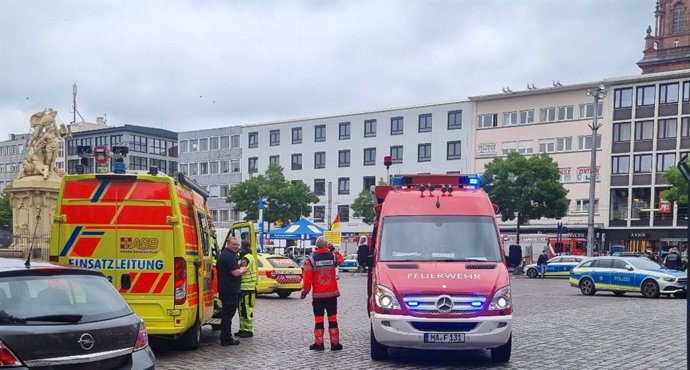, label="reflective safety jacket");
[240,253,258,291]
[302,247,344,299]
